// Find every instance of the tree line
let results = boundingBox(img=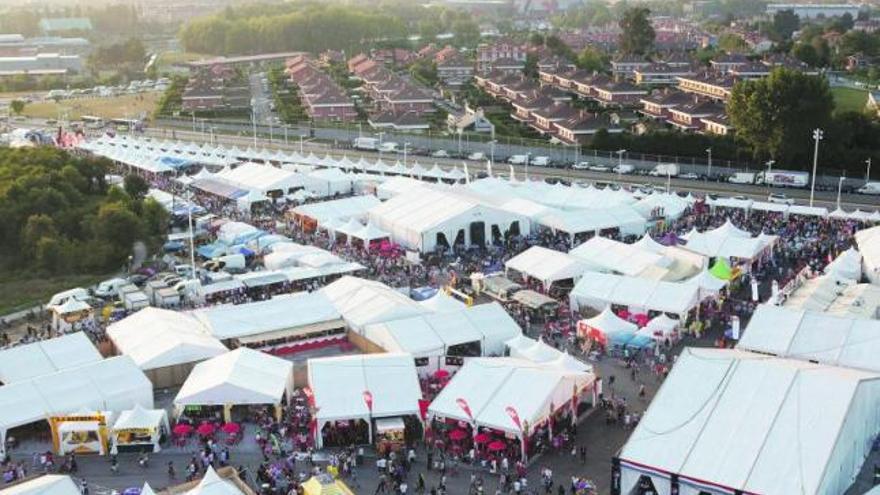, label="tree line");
[0,148,168,276]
